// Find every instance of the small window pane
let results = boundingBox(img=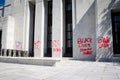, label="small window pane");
[115,16,120,22]
[67,4,72,11]
[67,32,72,39]
[47,34,52,40]
[48,26,52,33]
[67,24,72,31]
[67,40,72,47]
[48,41,52,48]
